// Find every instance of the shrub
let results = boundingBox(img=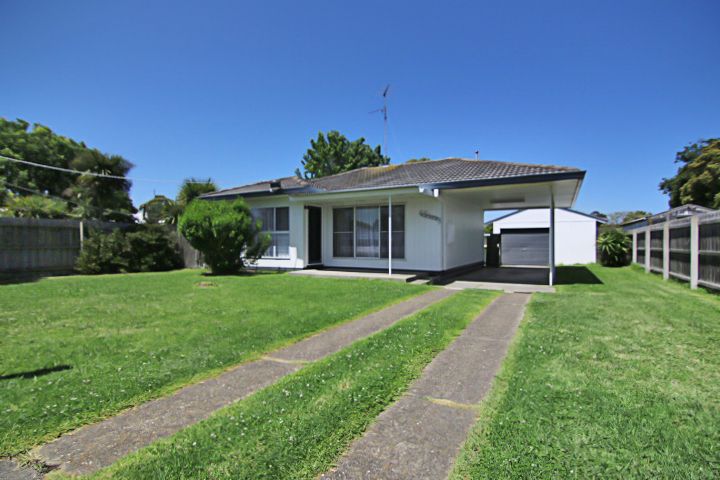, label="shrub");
[597,229,631,267]
[178,199,270,274]
[76,225,182,274]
